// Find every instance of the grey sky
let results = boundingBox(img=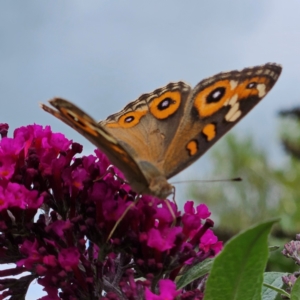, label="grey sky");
[0,1,299,298]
